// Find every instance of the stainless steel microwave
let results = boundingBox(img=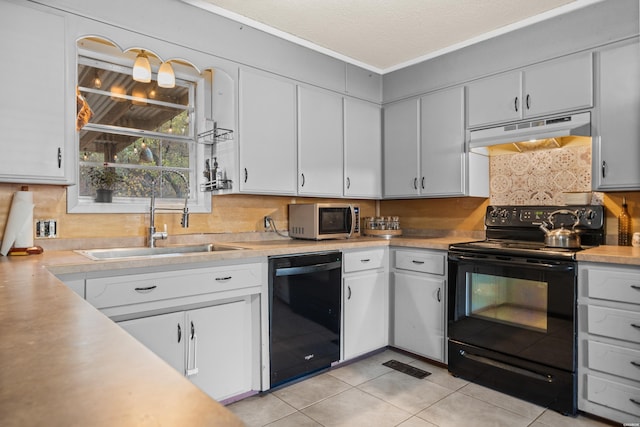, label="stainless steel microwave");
[289,203,360,240]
